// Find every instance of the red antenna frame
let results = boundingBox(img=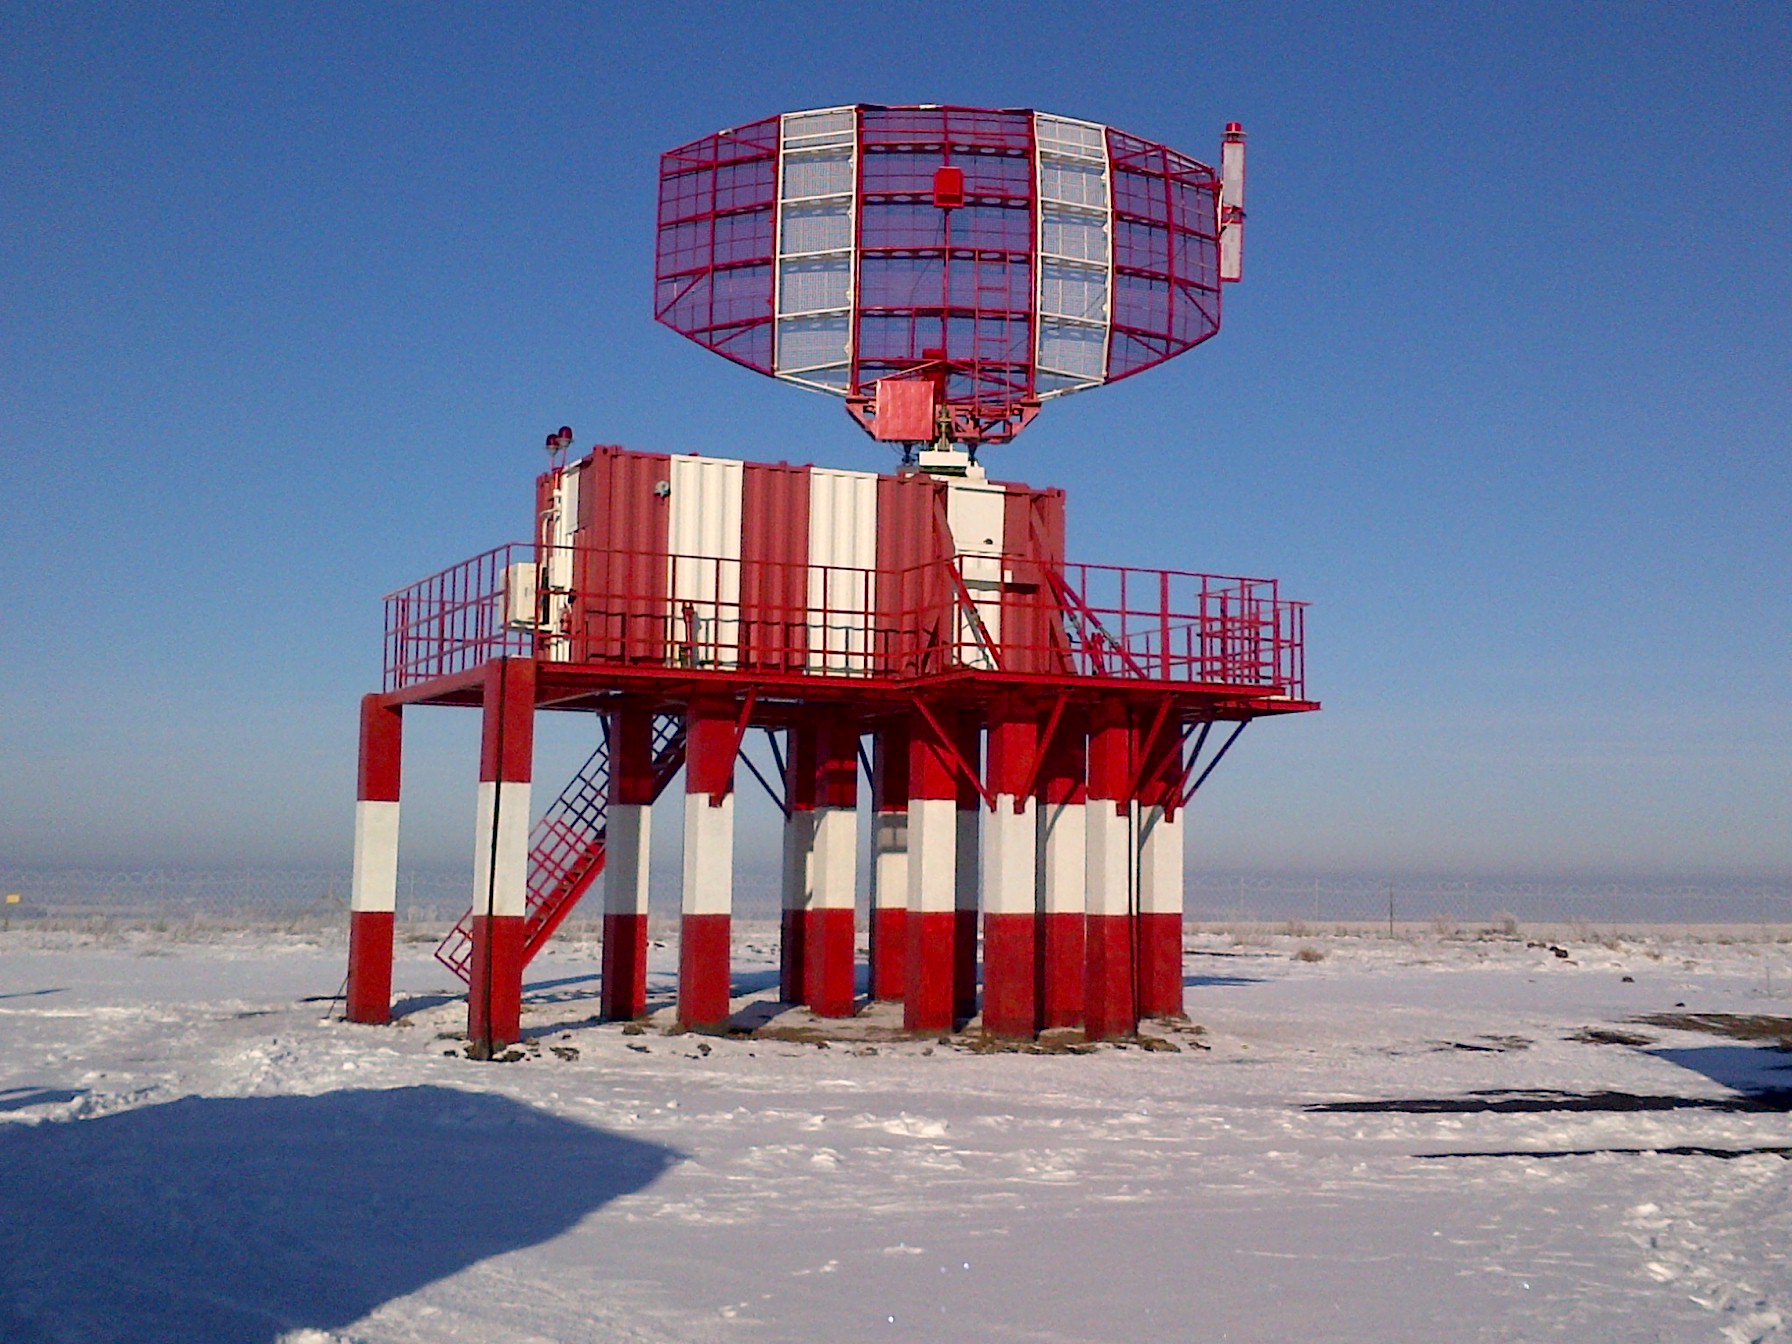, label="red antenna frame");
[655,105,1239,448]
